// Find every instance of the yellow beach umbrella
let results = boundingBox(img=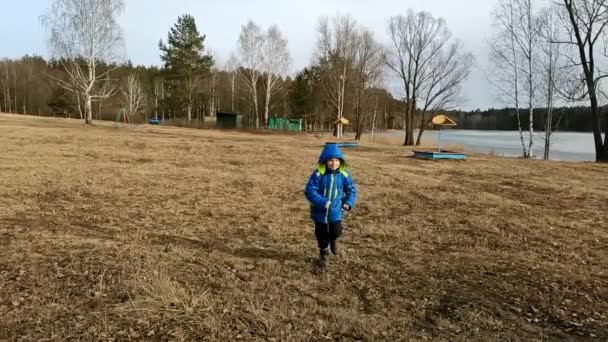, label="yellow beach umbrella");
[430,114,458,151]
